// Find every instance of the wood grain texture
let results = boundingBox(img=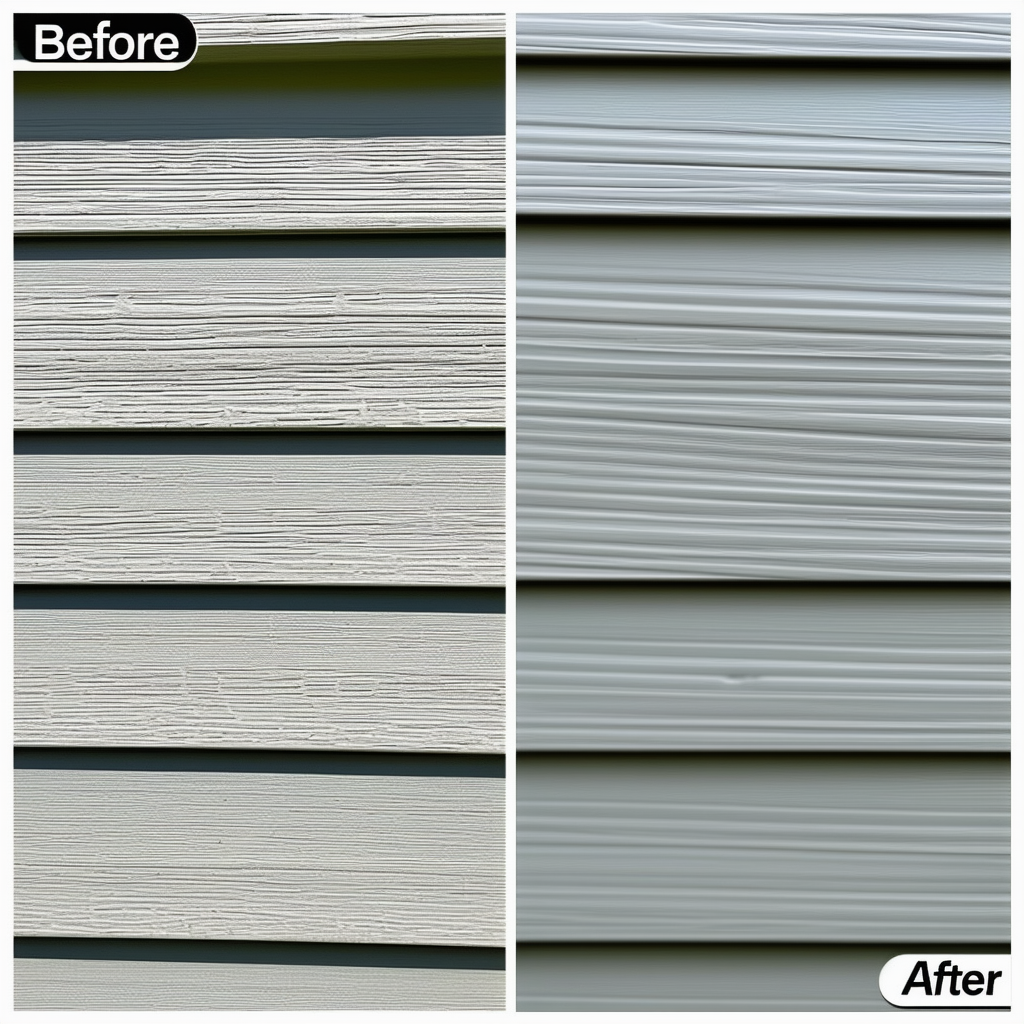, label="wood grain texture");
[15,258,504,429]
[517,14,1010,60]
[15,455,504,585]
[15,958,504,1010]
[15,770,504,946]
[518,65,1008,219]
[16,609,504,752]
[518,754,1008,942]
[518,225,1008,580]
[14,137,504,235]
[518,586,1008,752]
